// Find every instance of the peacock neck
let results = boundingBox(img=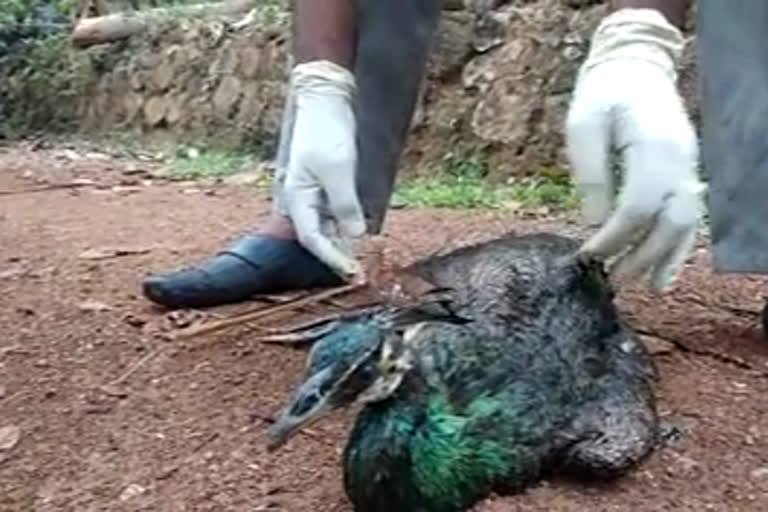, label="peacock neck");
[342,366,445,512]
[342,363,522,512]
